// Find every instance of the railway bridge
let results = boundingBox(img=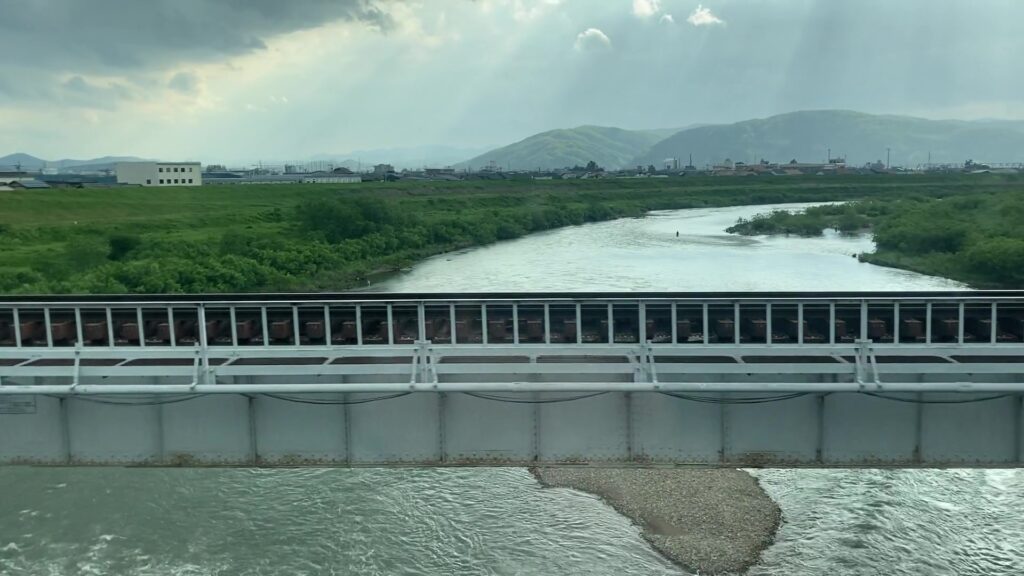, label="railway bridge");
[1,292,1023,468]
